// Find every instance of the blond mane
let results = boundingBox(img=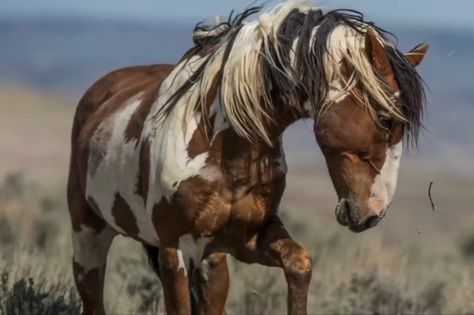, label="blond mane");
[157,0,424,145]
